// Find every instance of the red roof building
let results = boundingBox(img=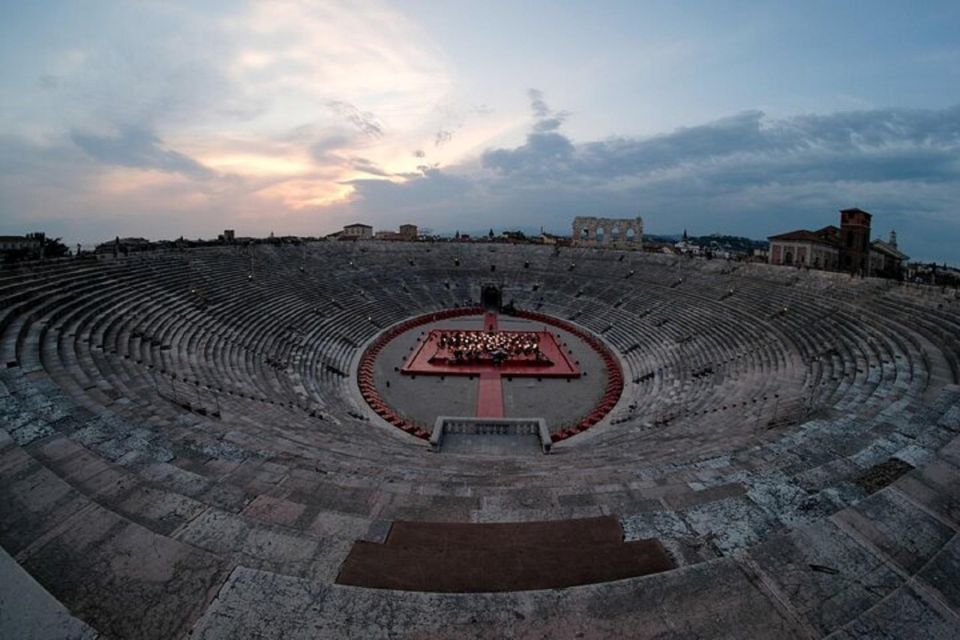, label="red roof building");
[768,225,841,269]
[768,209,907,278]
